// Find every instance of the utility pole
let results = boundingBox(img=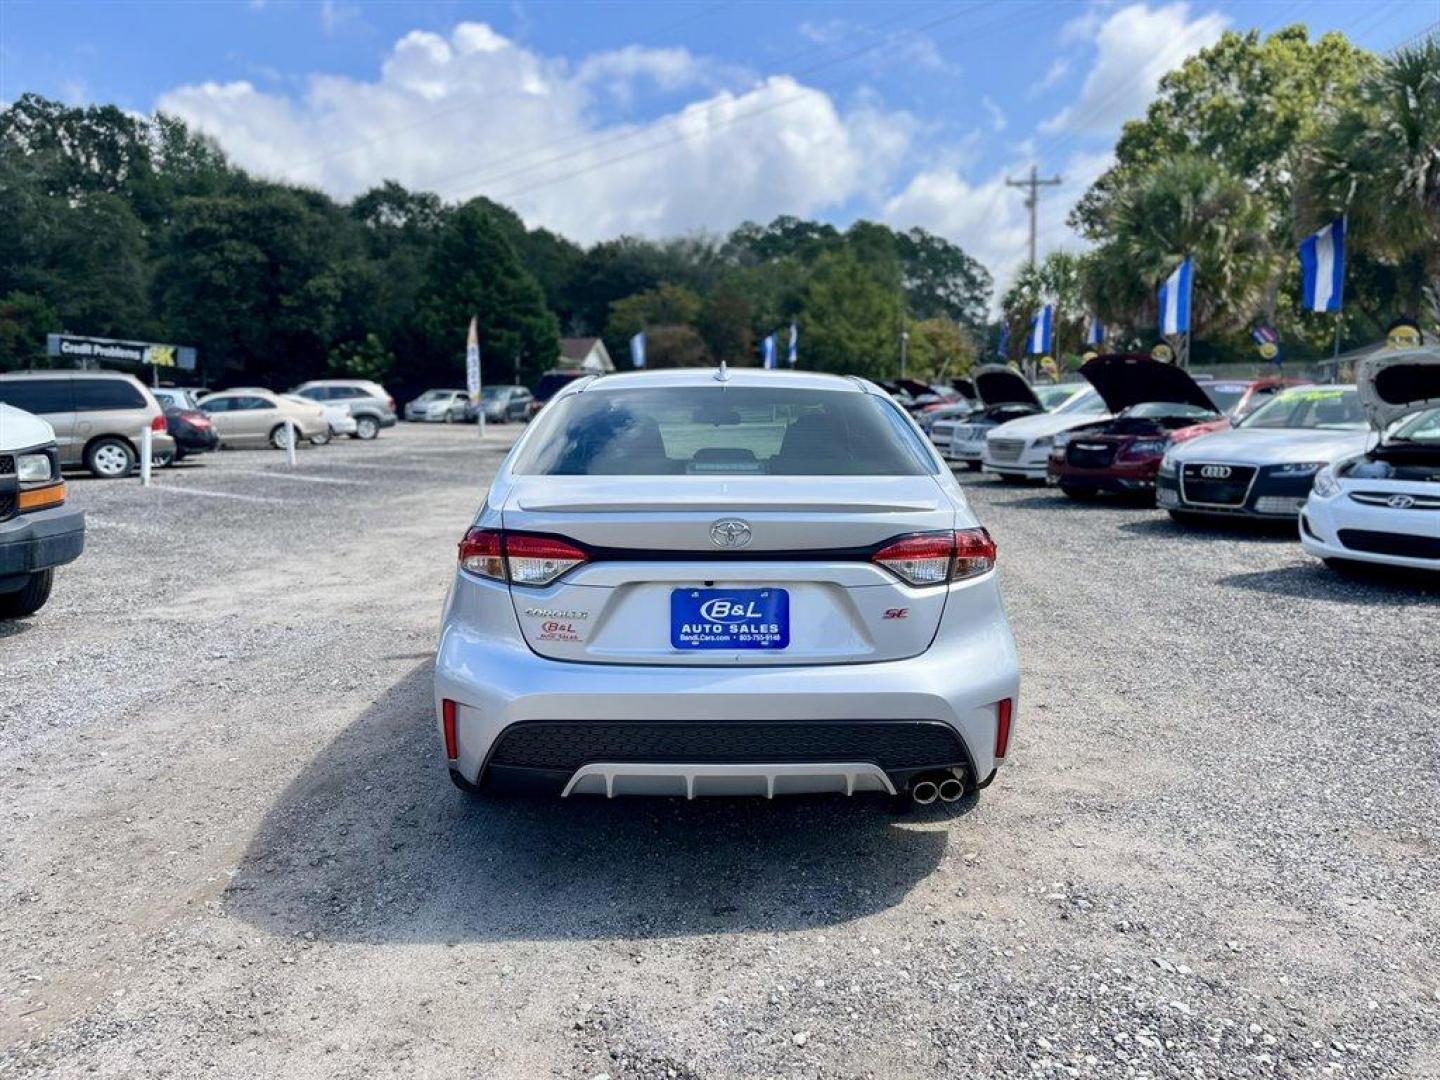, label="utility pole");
[1006,164,1062,266]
